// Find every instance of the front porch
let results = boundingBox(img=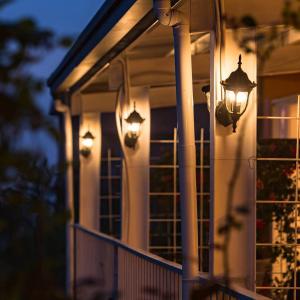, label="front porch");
[74,224,264,300]
[48,1,300,299]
